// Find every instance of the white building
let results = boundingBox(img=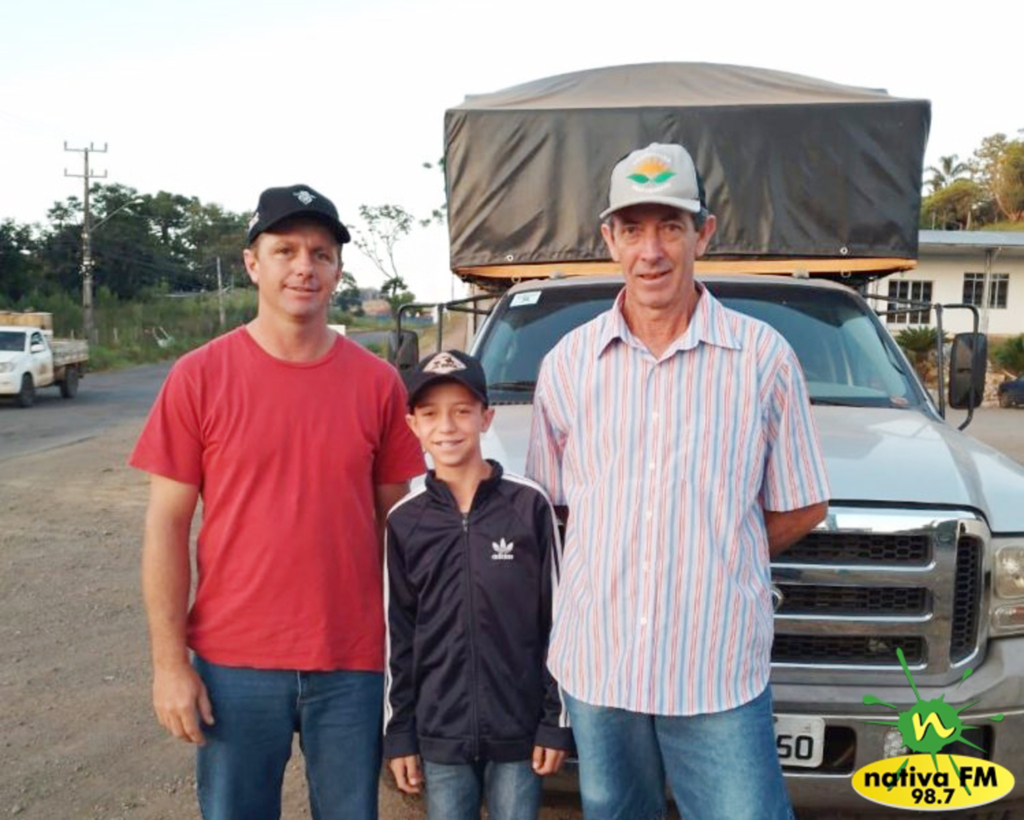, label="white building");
[867,231,1024,338]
